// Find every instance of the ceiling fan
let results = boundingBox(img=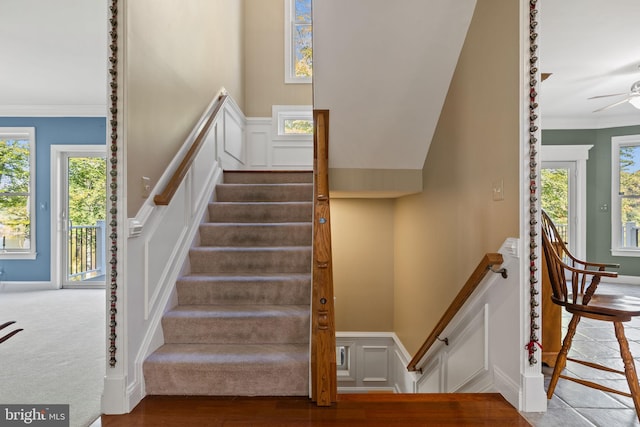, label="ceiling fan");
[590,80,640,112]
